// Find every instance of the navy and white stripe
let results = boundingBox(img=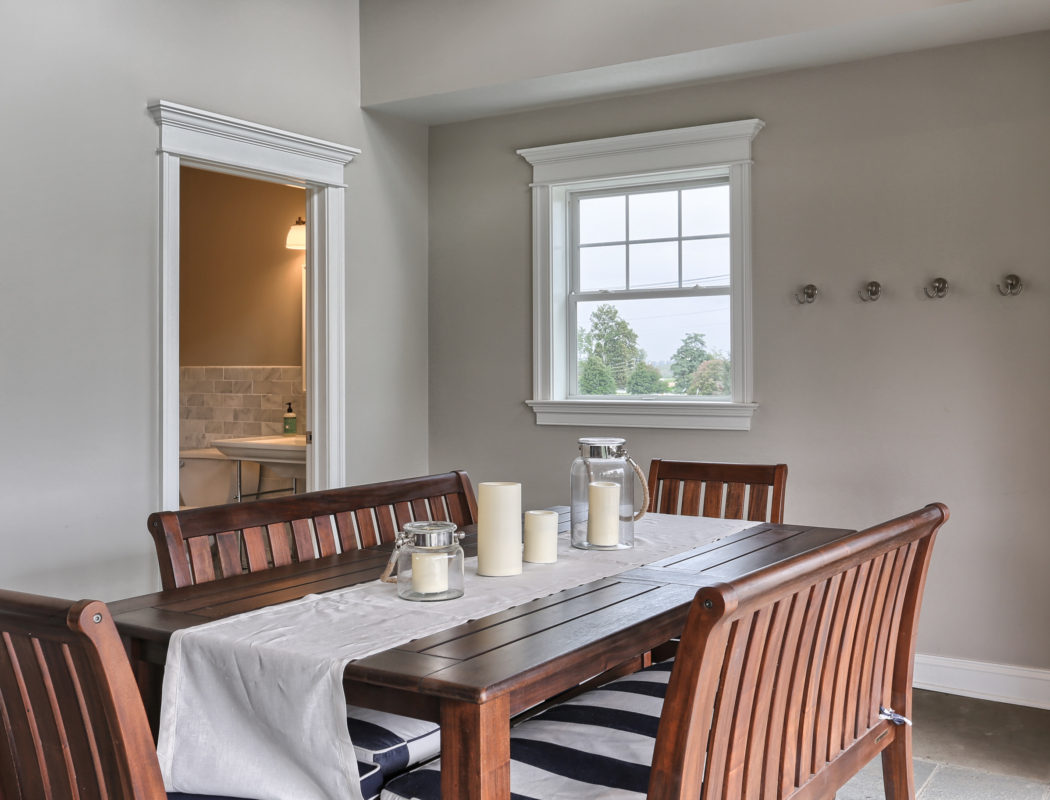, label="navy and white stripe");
[168,760,382,800]
[381,660,674,800]
[347,705,441,780]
